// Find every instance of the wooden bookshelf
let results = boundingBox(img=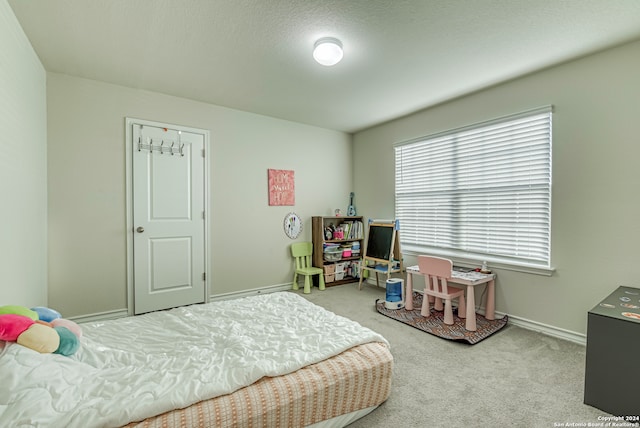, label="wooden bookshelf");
[312,216,364,286]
